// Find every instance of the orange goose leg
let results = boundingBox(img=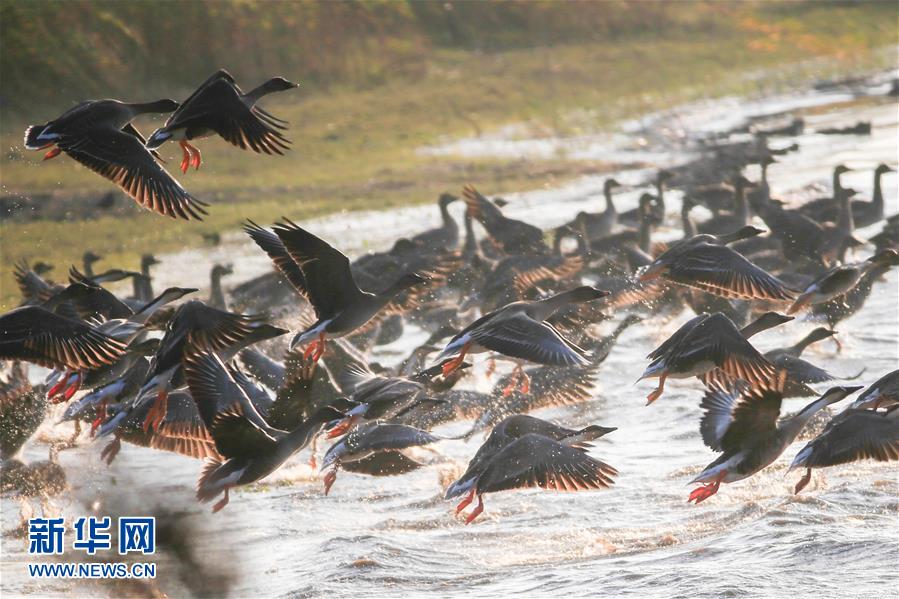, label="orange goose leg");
[212,487,230,513]
[186,142,202,170]
[455,489,475,514]
[646,372,668,405]
[442,343,470,377]
[178,141,193,173]
[323,468,338,495]
[62,373,82,401]
[43,146,62,160]
[47,372,71,401]
[502,364,525,397]
[688,471,726,504]
[794,468,813,494]
[464,495,485,524]
[89,400,108,436]
[141,389,168,433]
